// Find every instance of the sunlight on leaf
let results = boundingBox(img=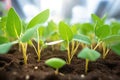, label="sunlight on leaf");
[27,9,49,29]
[6,8,22,38]
[59,21,73,41]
